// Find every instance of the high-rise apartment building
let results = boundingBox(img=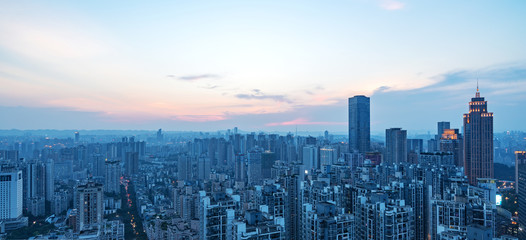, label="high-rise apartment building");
[348,95,370,154]
[261,151,276,179]
[197,156,211,181]
[178,155,192,182]
[248,150,263,184]
[319,147,336,167]
[302,202,354,240]
[302,146,318,172]
[386,128,407,164]
[234,154,247,183]
[463,87,493,185]
[285,173,301,240]
[75,181,103,231]
[0,170,23,220]
[45,159,55,202]
[104,160,120,194]
[124,152,139,176]
[199,191,238,240]
[23,161,39,203]
[355,195,414,239]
